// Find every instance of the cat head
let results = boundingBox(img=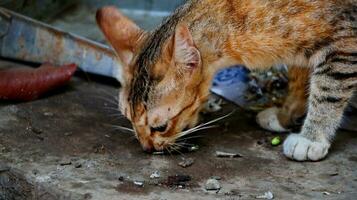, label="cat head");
[96,7,212,152]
